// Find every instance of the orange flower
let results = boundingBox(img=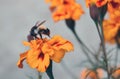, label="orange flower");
[80,68,103,79]
[112,68,120,79]
[85,0,108,7]
[42,35,74,62]
[17,38,50,72]
[51,0,84,21]
[17,35,74,72]
[103,19,120,44]
[102,0,120,45]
